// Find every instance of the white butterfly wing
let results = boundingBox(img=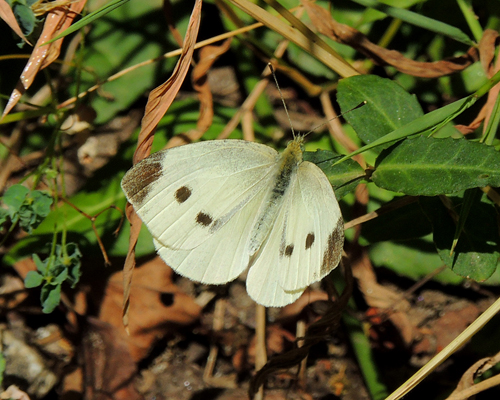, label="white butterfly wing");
[245,190,306,306]
[152,184,270,284]
[121,140,278,251]
[246,160,343,306]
